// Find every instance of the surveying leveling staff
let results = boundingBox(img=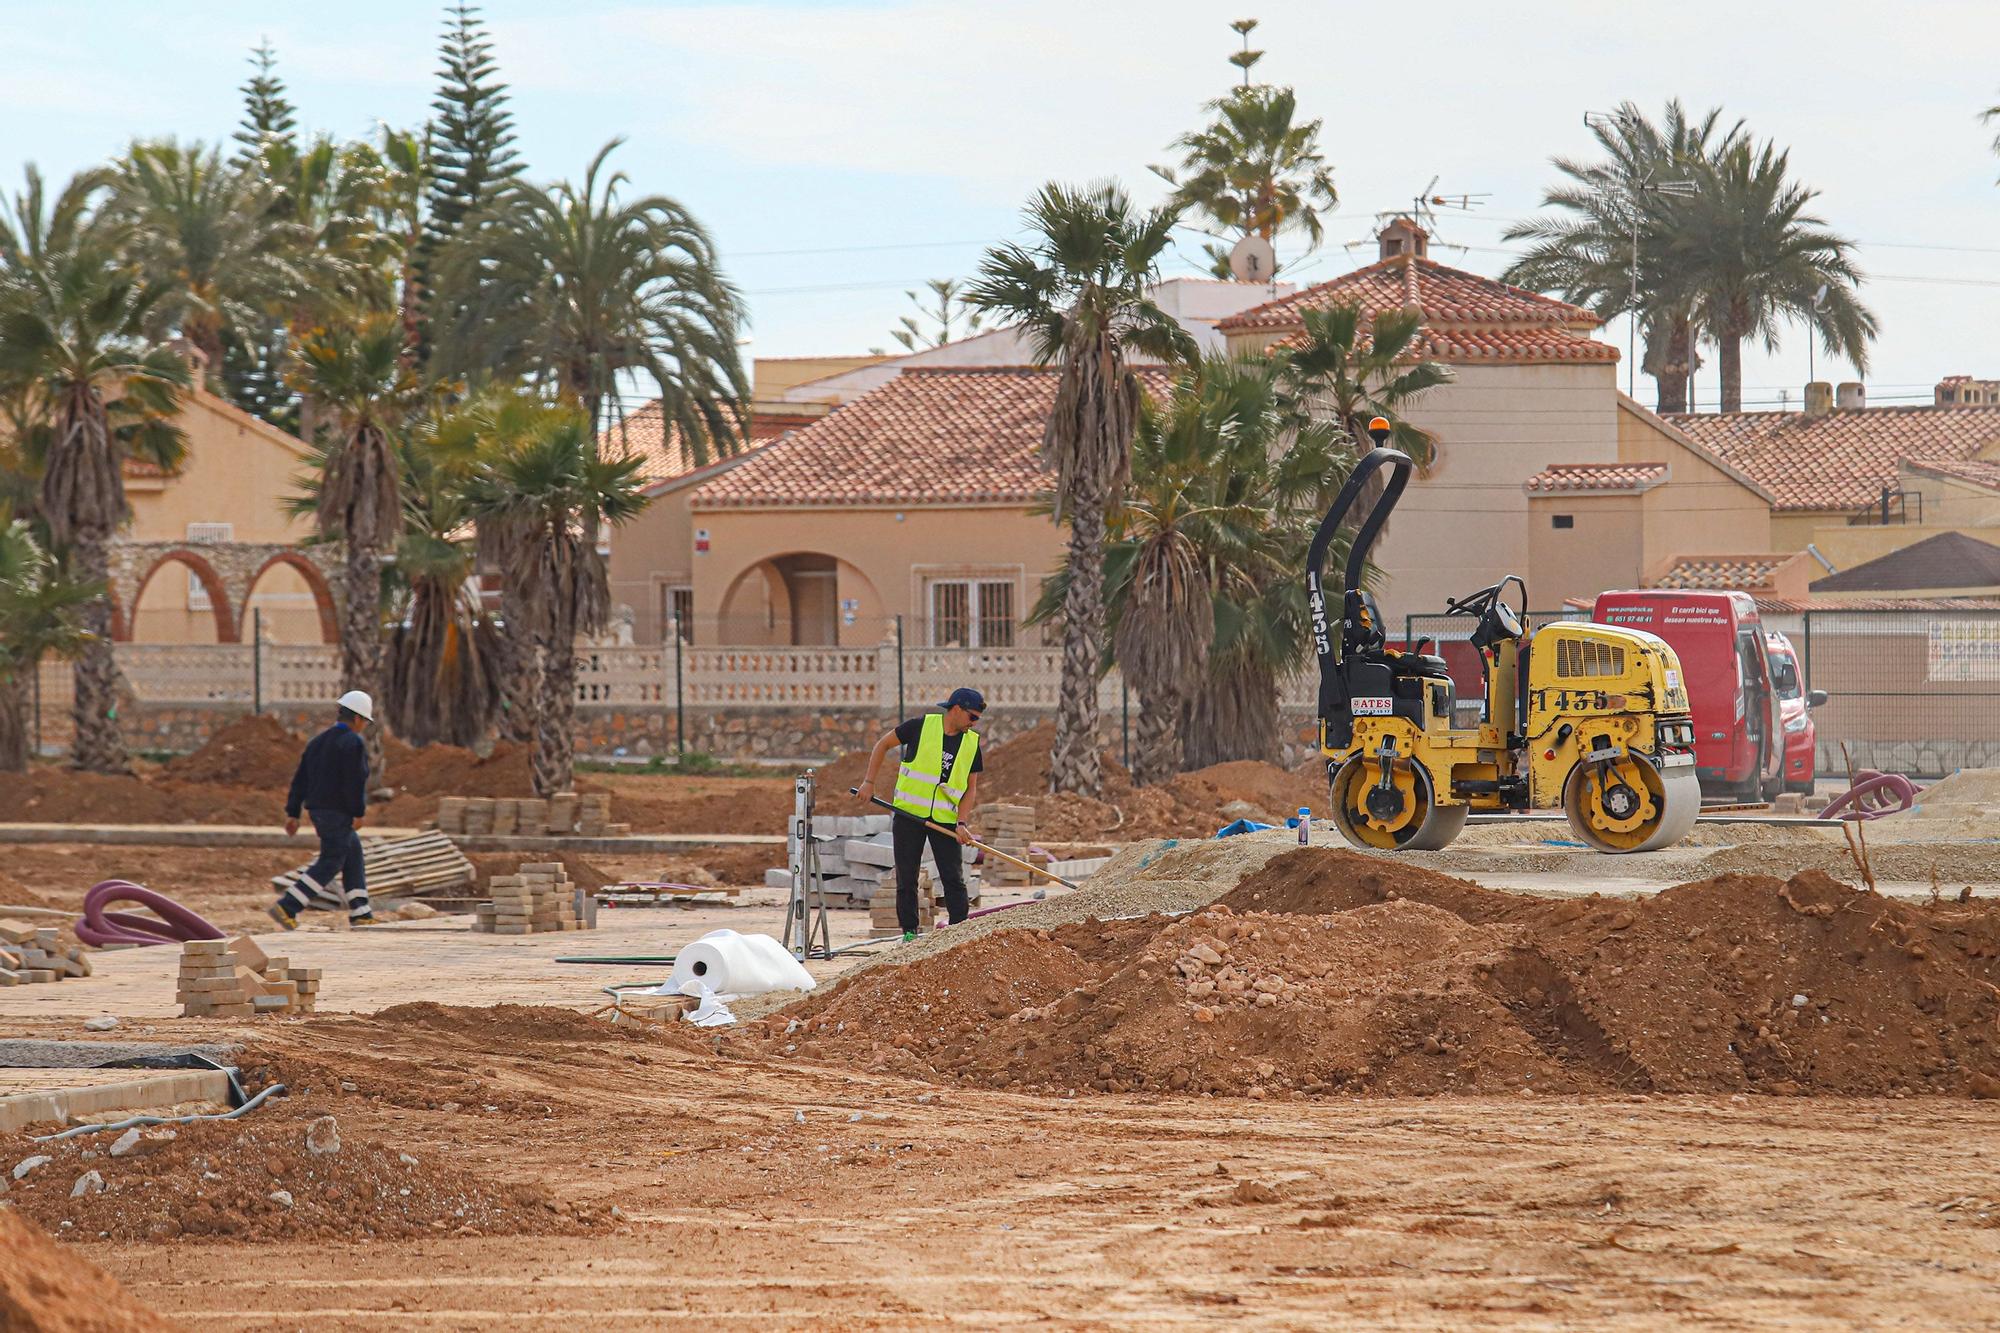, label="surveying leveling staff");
[270,689,379,930]
[857,687,986,940]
